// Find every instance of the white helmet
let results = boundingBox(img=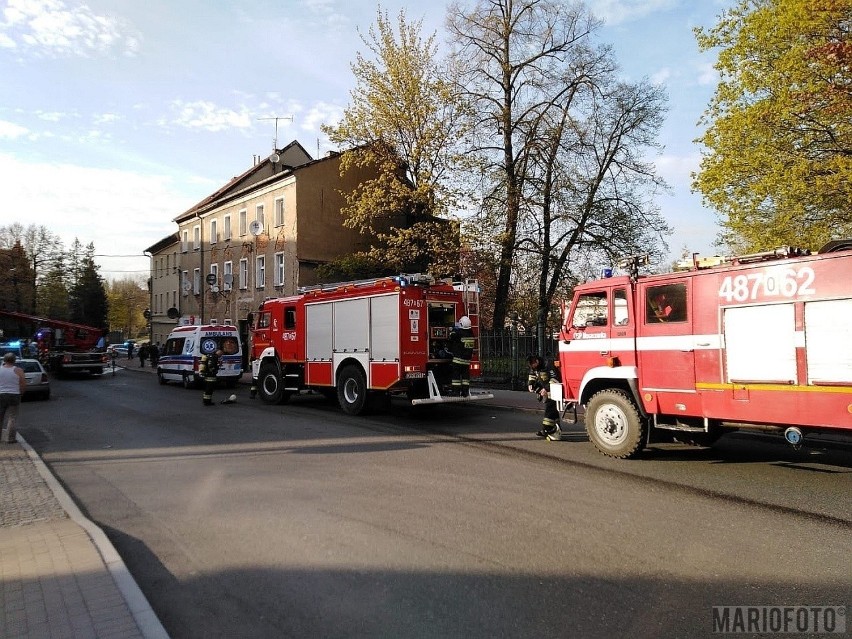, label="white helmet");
[459,316,472,329]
